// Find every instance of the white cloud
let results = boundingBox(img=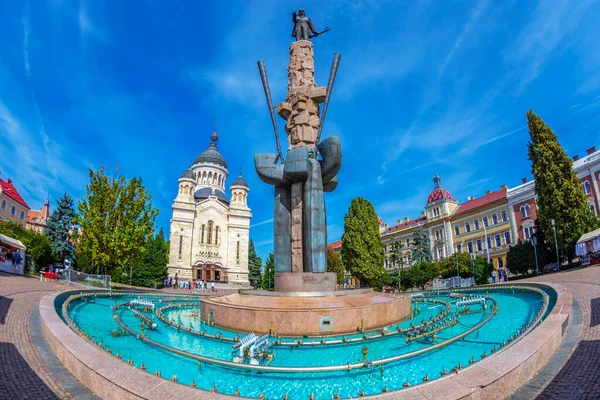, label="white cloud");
[251,218,274,228]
